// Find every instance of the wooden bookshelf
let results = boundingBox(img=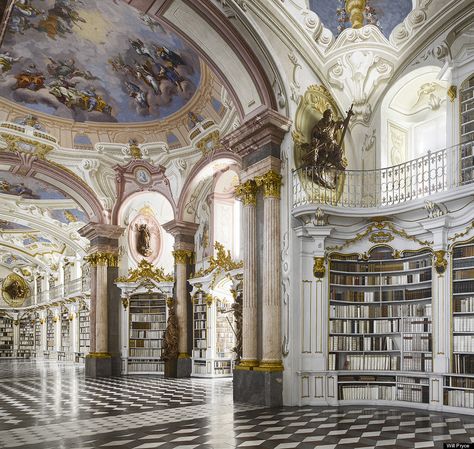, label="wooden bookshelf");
[329,247,433,404]
[0,314,14,357]
[18,316,34,358]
